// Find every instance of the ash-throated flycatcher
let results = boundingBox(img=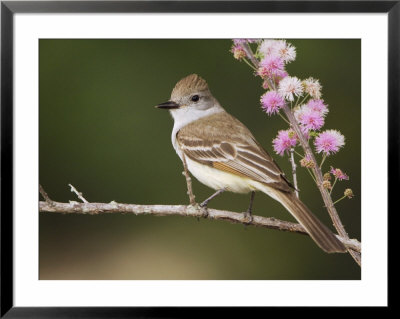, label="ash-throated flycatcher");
[157,74,345,253]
